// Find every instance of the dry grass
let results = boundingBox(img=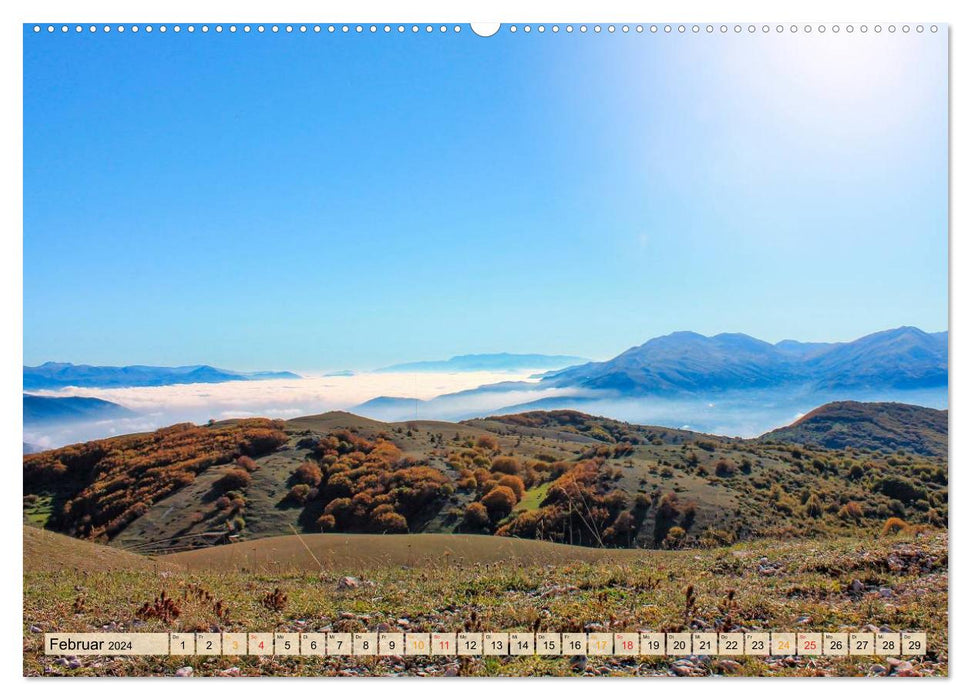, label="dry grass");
[23,526,178,574]
[162,532,652,571]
